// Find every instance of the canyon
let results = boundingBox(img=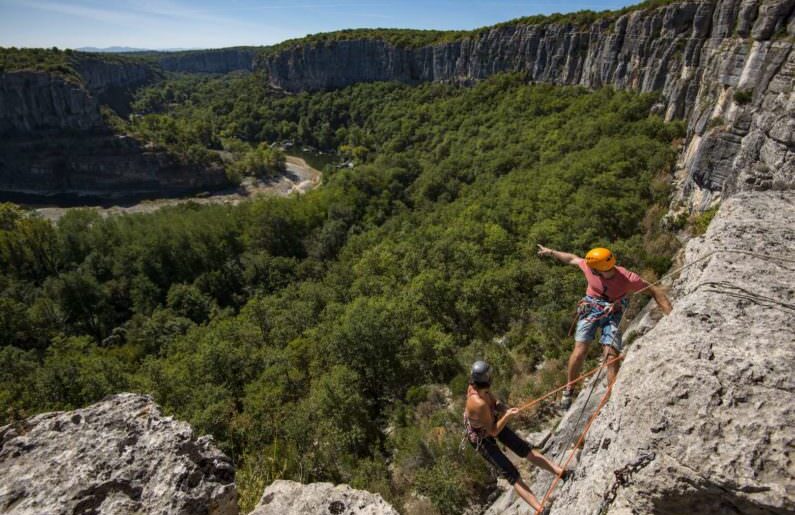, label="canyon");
[261,0,794,209]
